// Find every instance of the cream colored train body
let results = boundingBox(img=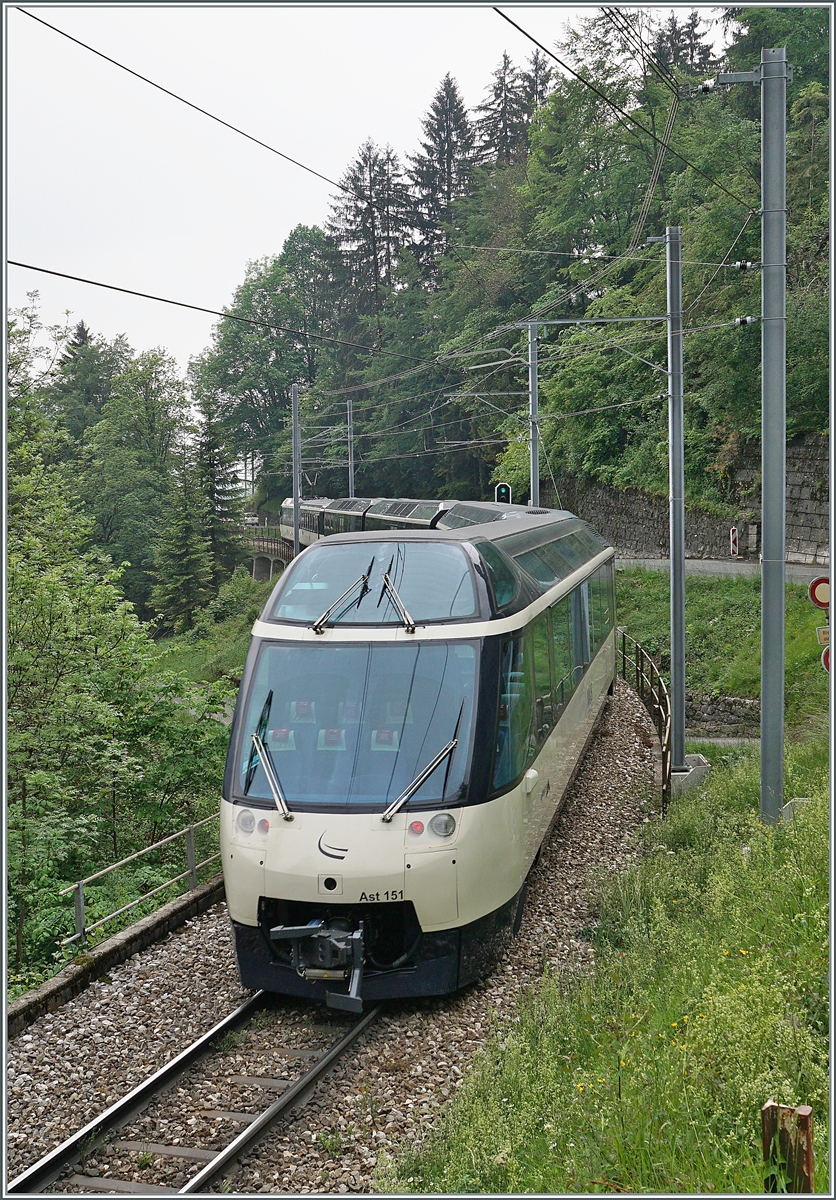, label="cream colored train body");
[223,501,616,1011]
